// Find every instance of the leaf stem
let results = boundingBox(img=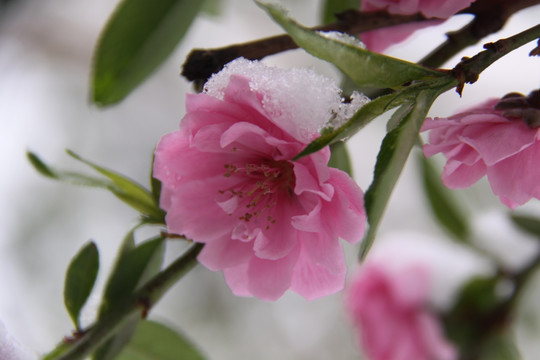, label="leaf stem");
[54,243,204,360]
